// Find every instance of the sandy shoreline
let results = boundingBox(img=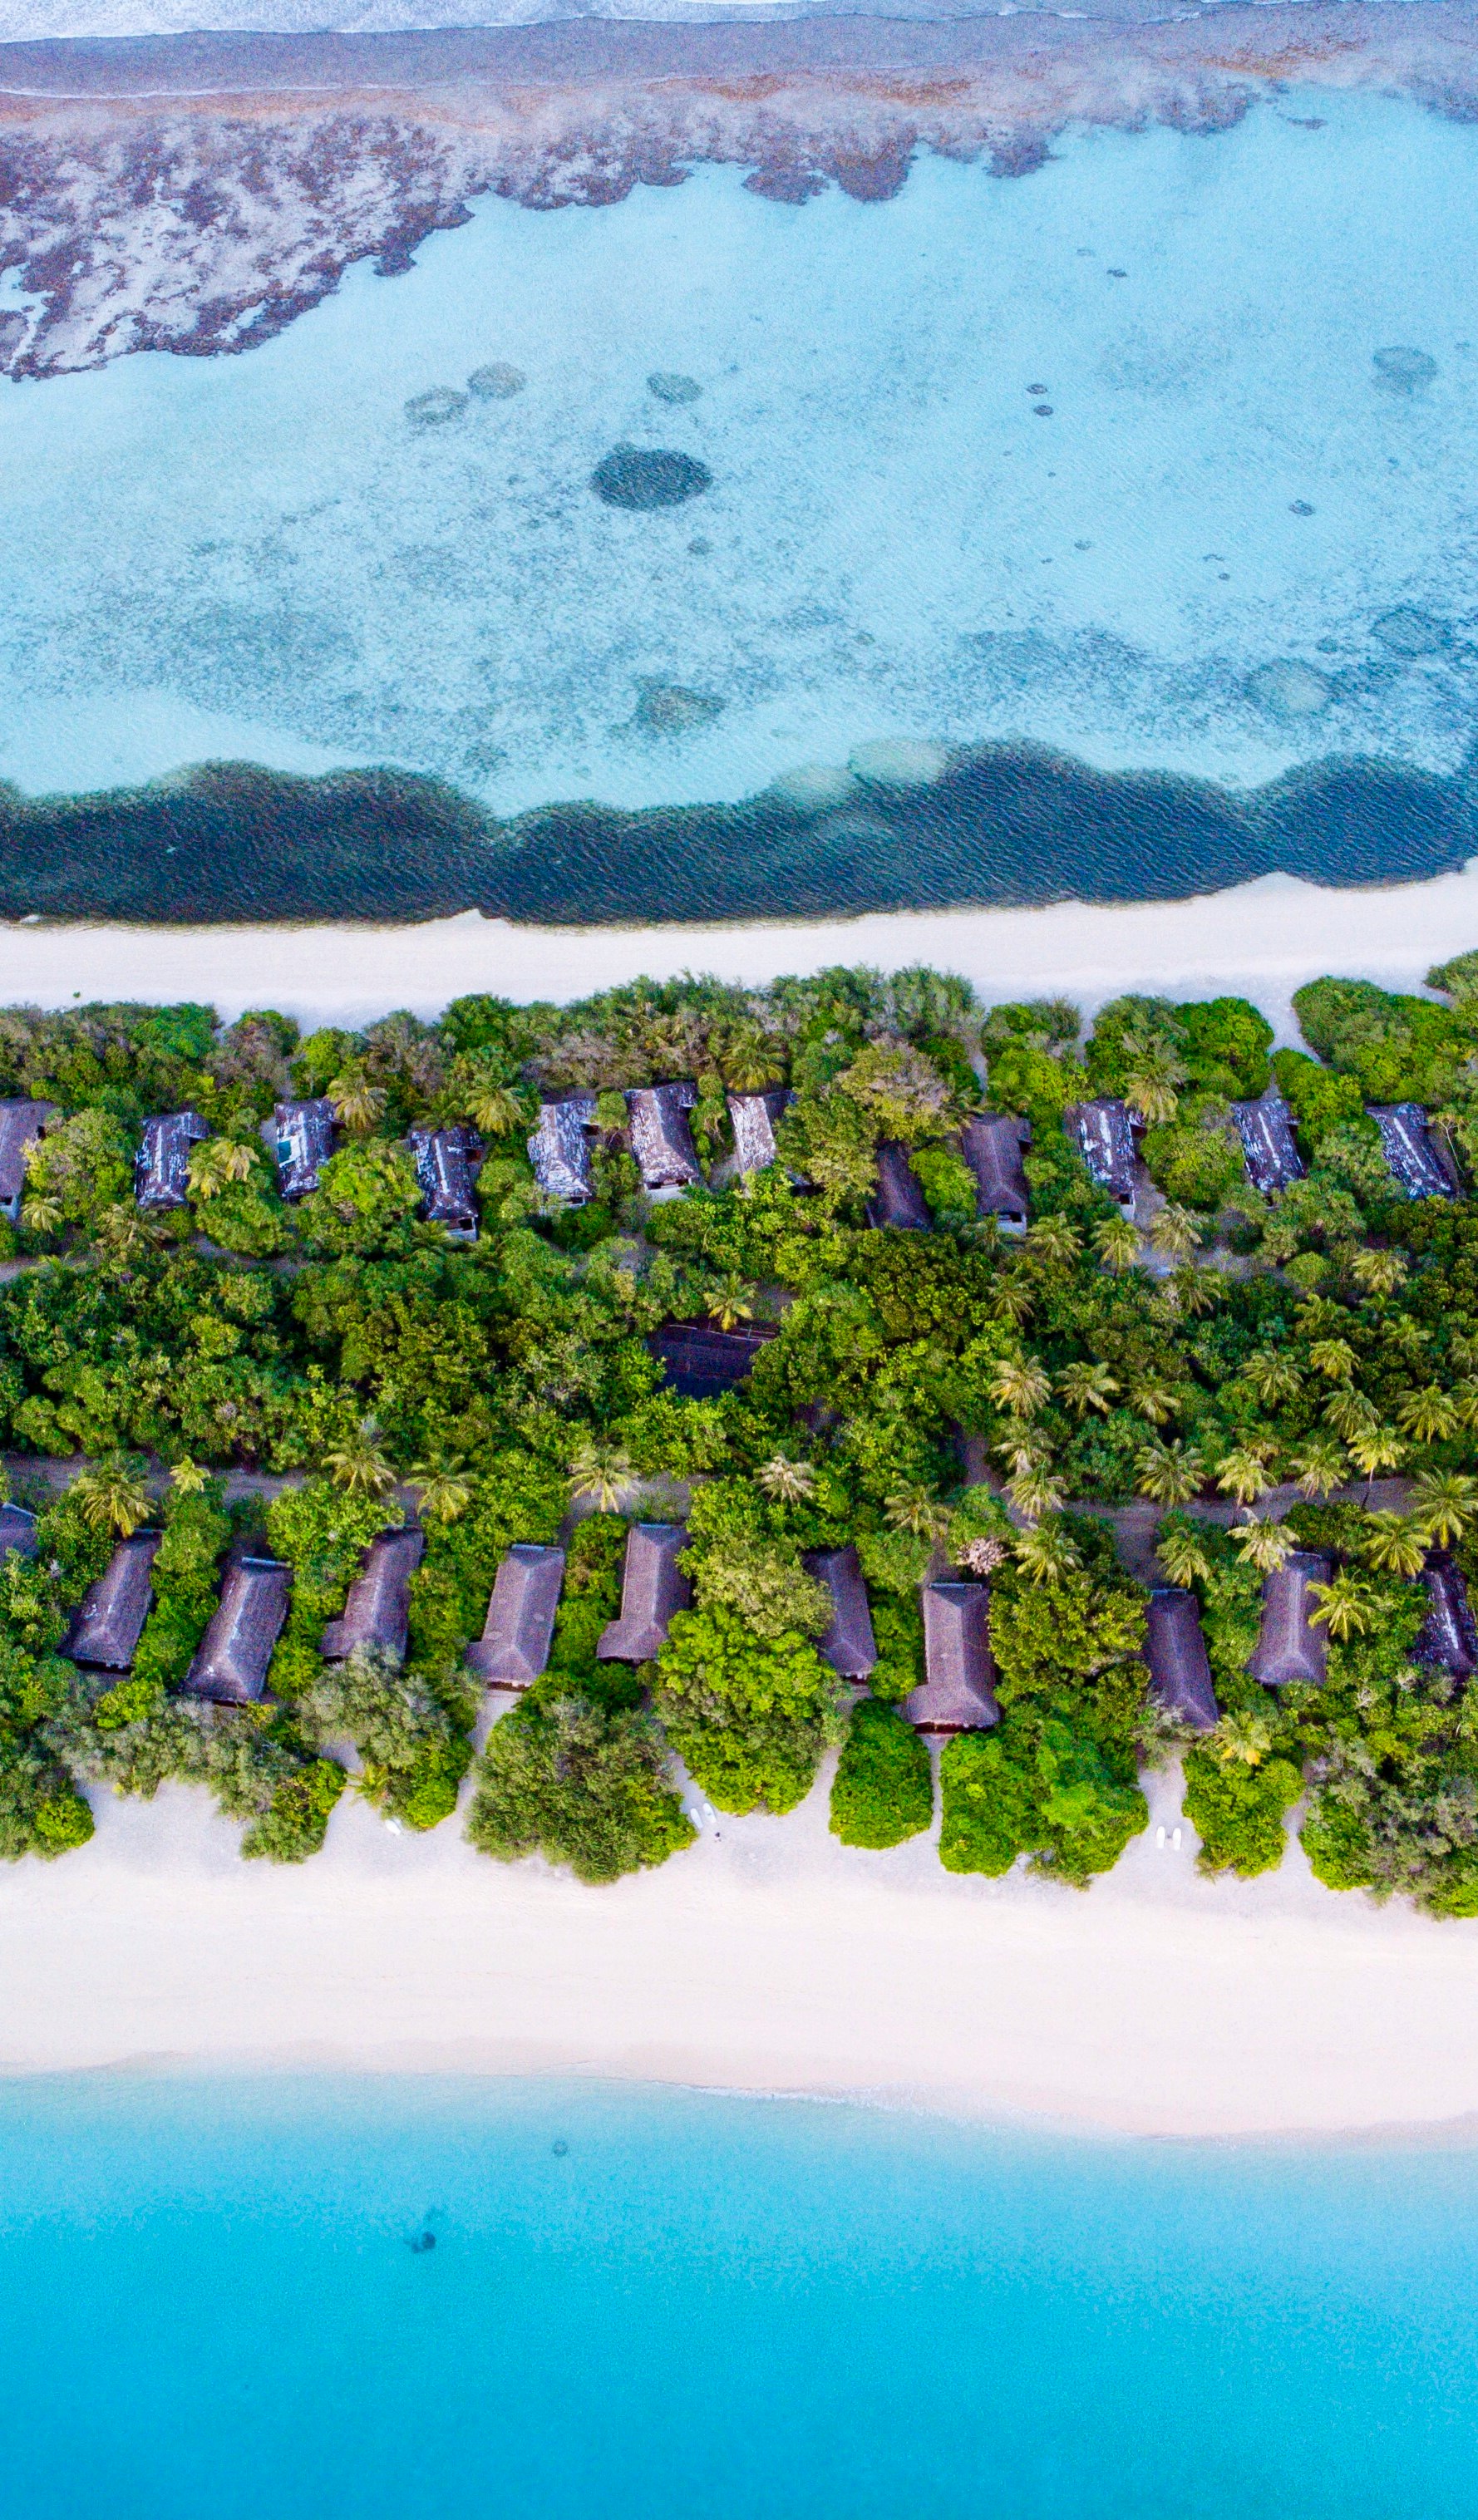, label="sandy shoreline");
[2,864,1476,1036]
[3,1760,1477,2139]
